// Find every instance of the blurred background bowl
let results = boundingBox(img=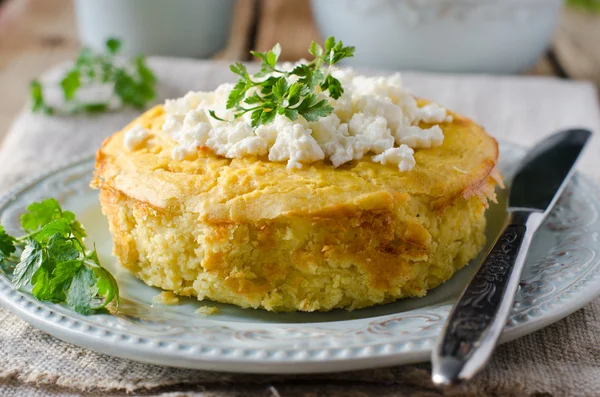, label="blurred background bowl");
[310,0,564,74]
[74,0,236,57]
